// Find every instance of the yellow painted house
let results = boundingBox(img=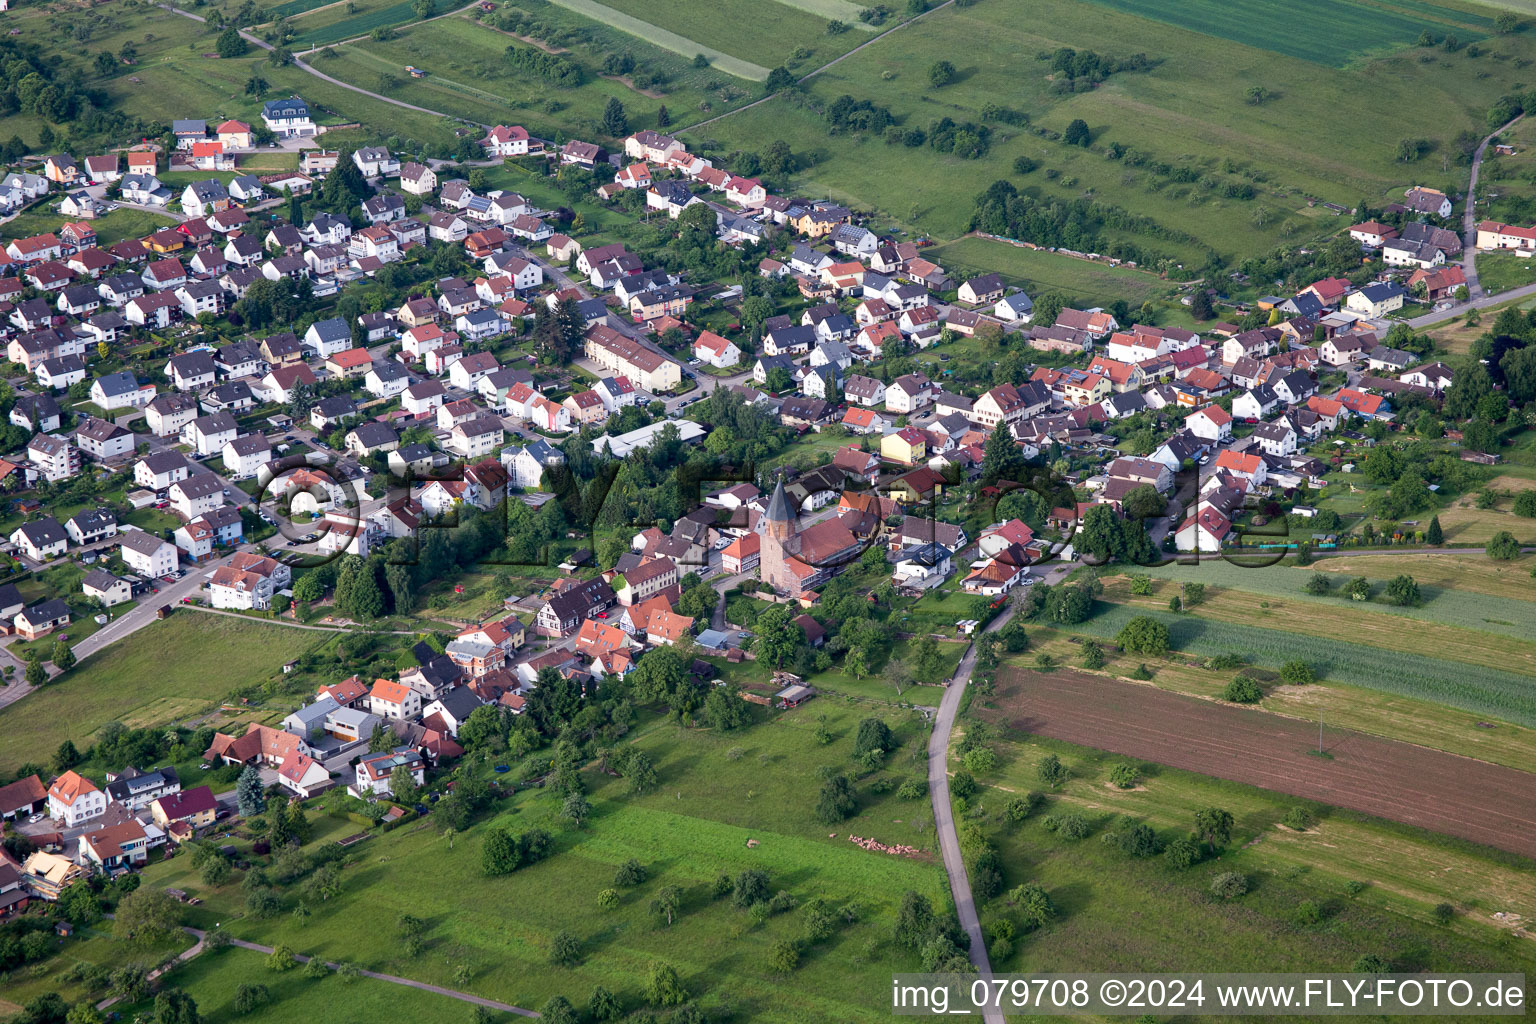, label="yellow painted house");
[1063,372,1111,407]
[880,426,929,466]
